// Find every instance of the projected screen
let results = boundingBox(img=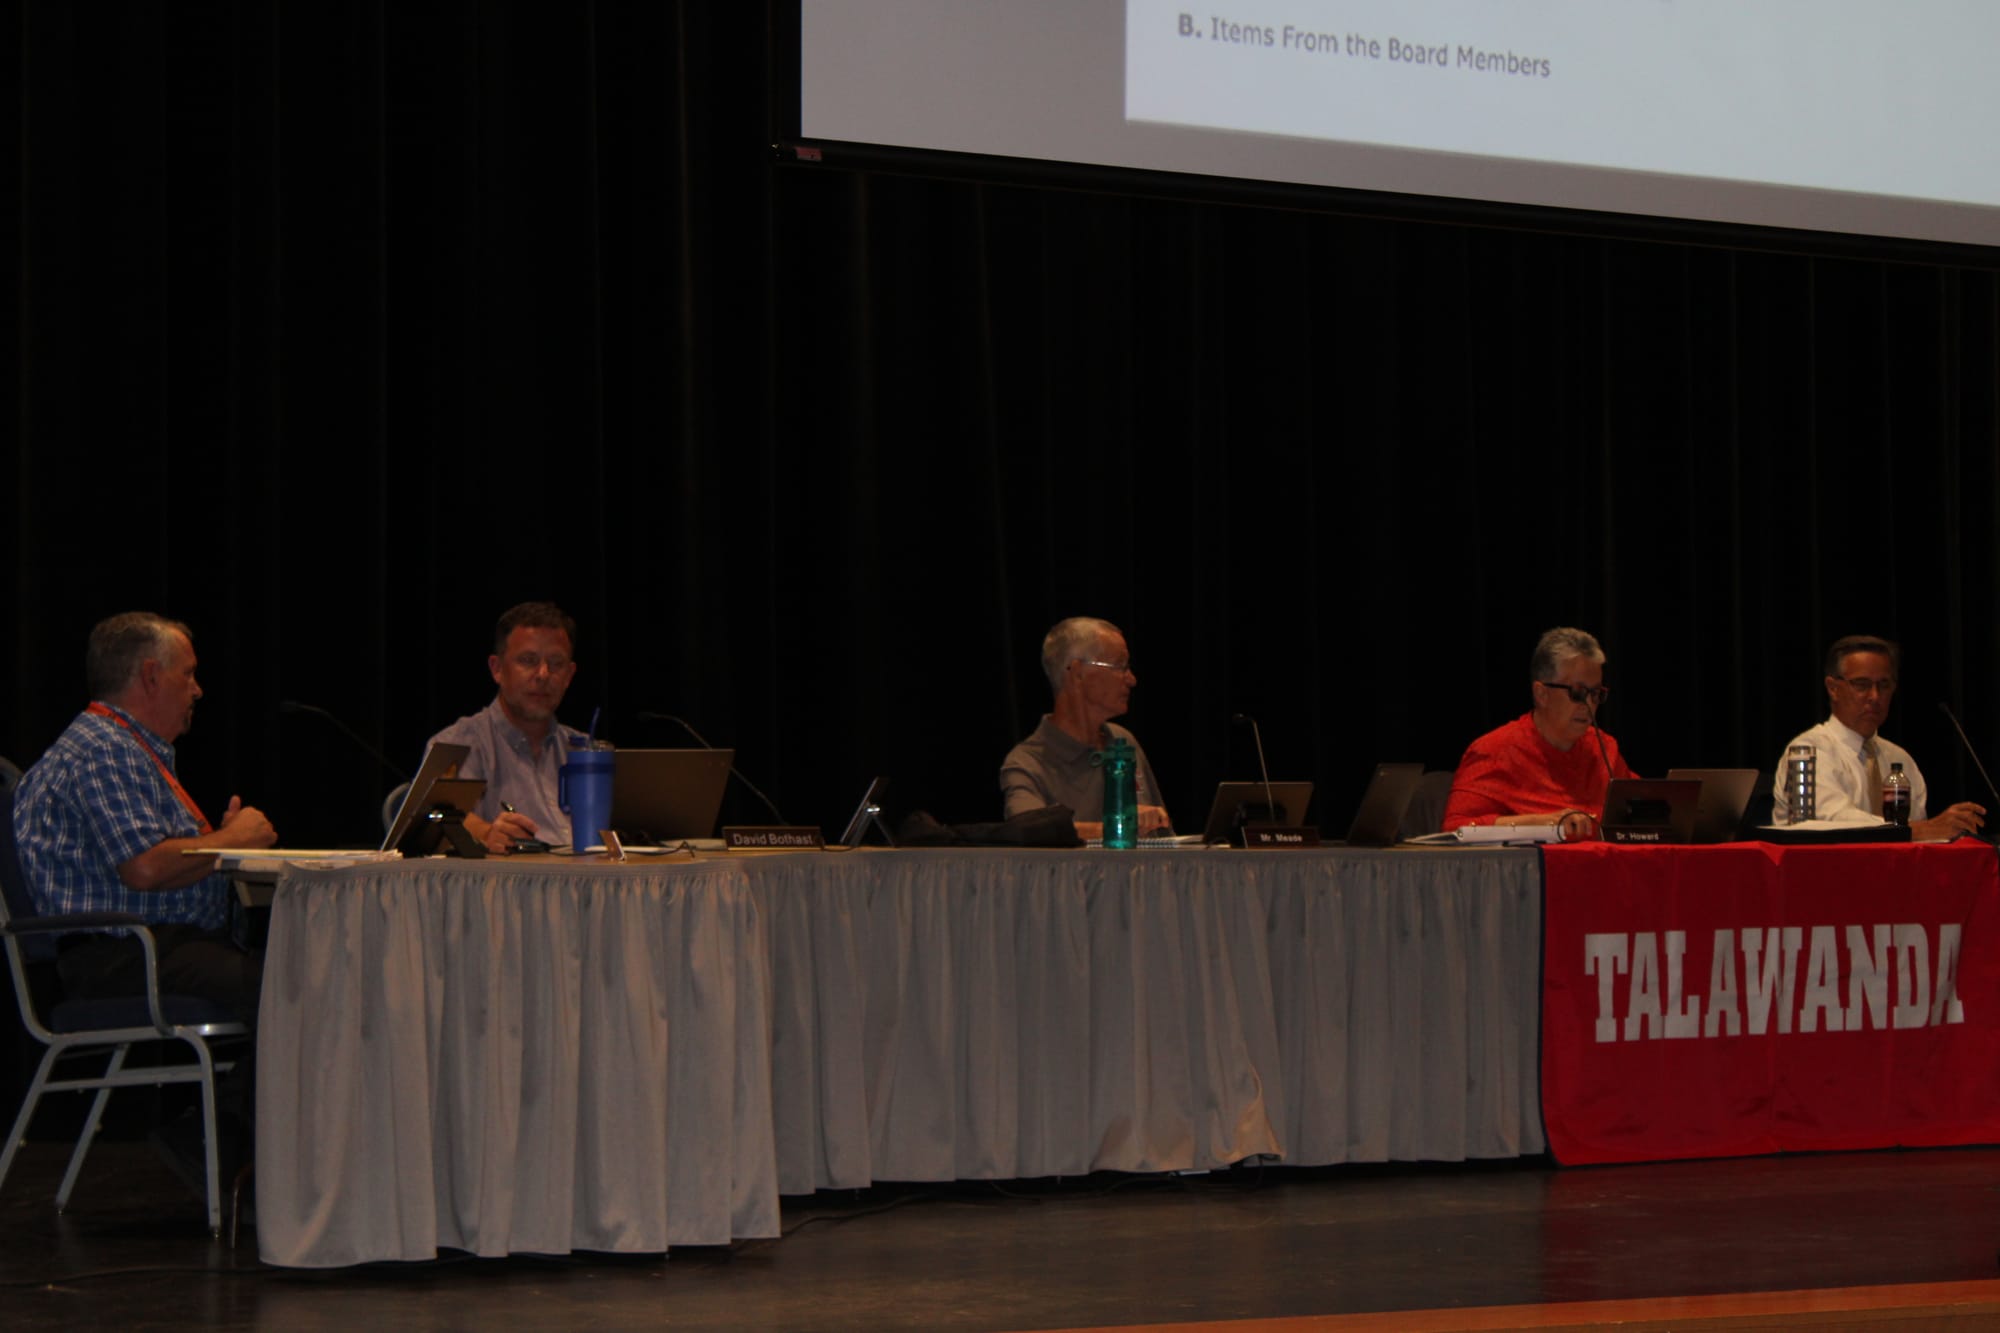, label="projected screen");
[799,1,2000,250]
